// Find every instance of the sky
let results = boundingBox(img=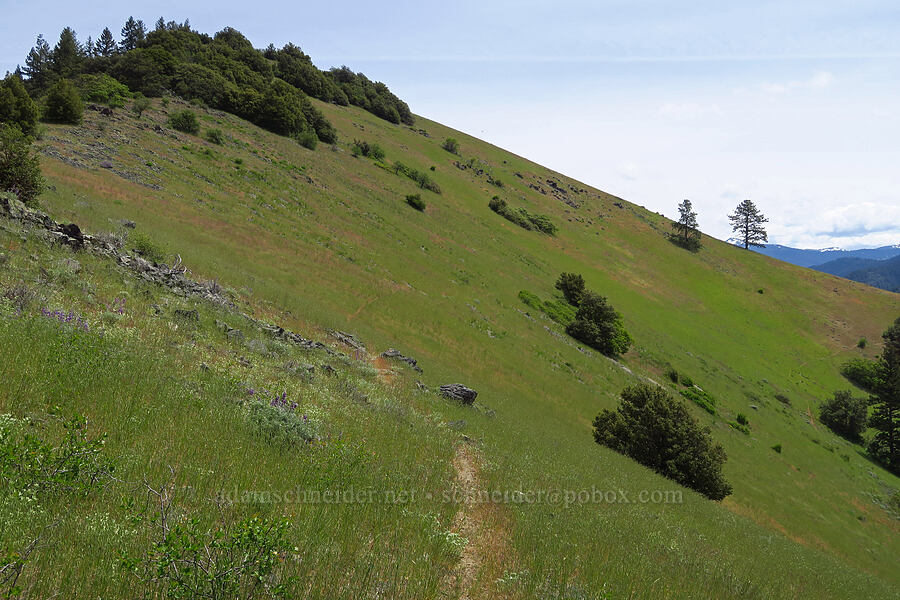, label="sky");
[3,0,900,249]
